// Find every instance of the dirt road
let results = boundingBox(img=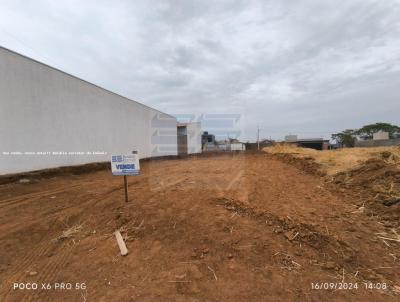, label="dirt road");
[0,153,399,301]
